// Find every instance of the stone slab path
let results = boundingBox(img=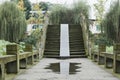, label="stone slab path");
[14,58,120,80]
